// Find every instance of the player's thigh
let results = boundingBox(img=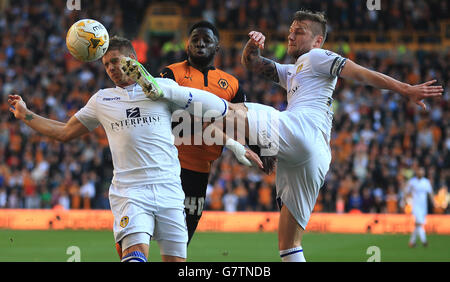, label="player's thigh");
[275,111,327,163]
[413,209,427,225]
[226,102,250,141]
[153,207,188,259]
[244,102,281,156]
[275,135,331,233]
[153,206,188,242]
[109,184,157,245]
[158,240,187,262]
